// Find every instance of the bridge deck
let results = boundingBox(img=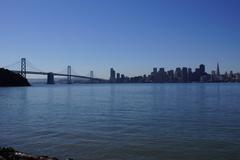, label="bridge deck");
[11,70,106,81]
